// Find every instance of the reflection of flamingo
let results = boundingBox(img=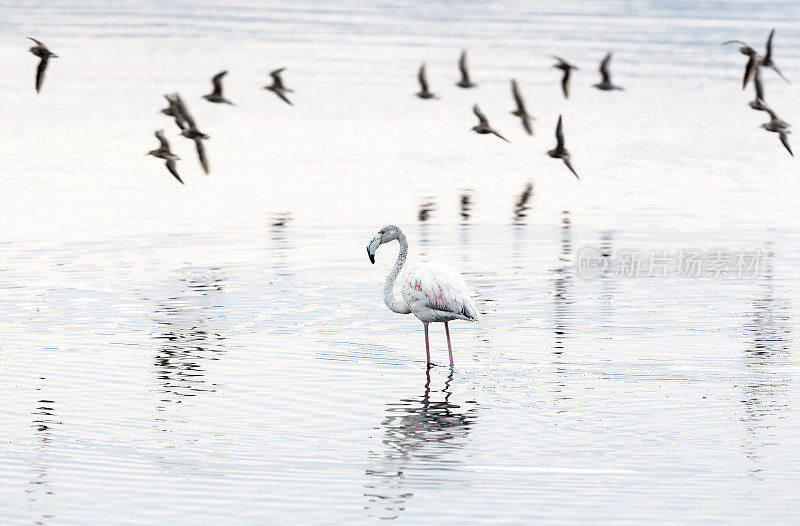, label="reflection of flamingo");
[364,368,478,520]
[366,224,478,366]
